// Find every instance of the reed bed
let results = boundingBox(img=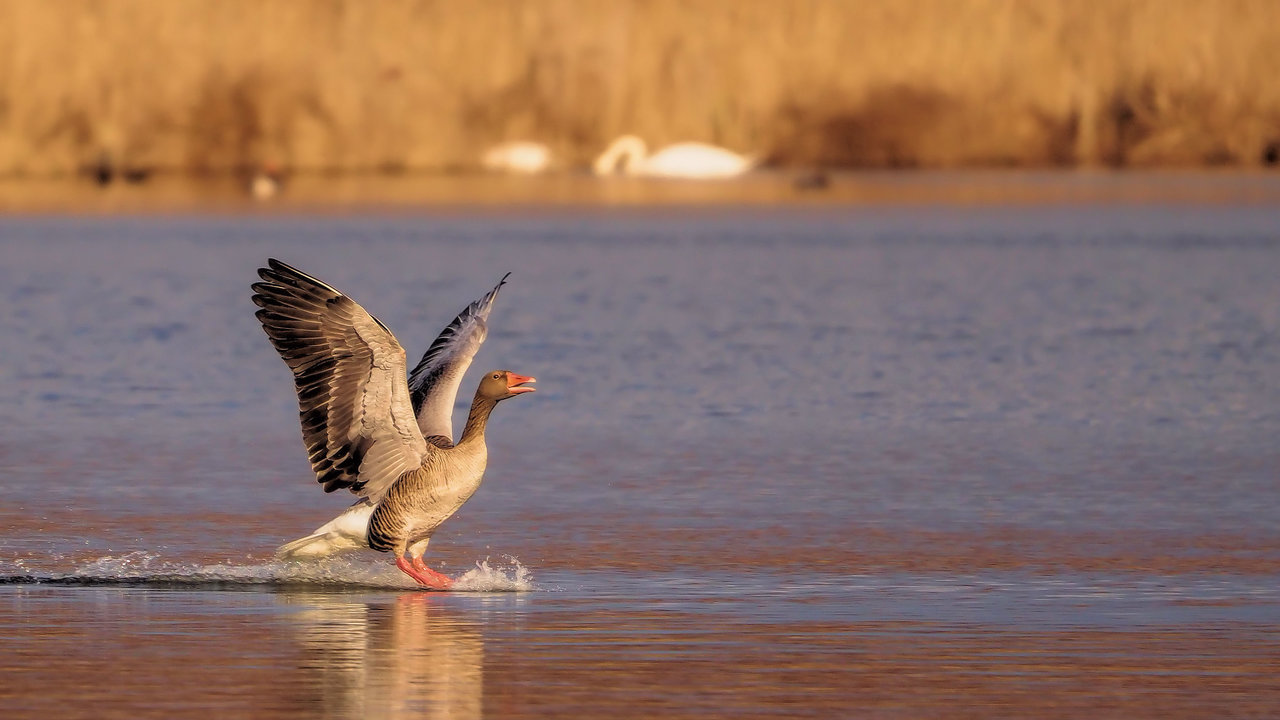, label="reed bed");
[1,0,1277,176]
